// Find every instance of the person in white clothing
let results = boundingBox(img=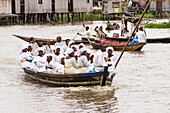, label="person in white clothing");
[64,48,79,74]
[77,48,93,73]
[93,44,108,72]
[62,39,71,53]
[54,36,65,47]
[45,55,57,73]
[77,26,92,39]
[31,48,46,72]
[105,47,116,77]
[29,37,39,55]
[53,46,64,63]
[130,26,146,44]
[19,44,33,69]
